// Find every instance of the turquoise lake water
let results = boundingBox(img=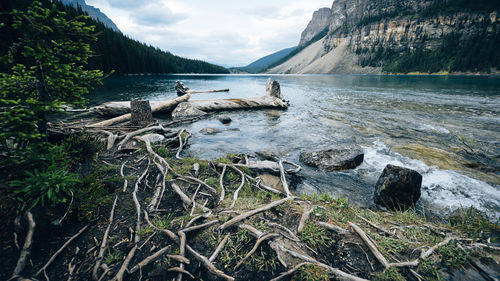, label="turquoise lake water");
[90,74,500,219]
